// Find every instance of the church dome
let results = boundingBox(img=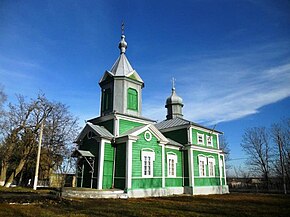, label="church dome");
[118,34,127,54]
[166,88,183,106]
